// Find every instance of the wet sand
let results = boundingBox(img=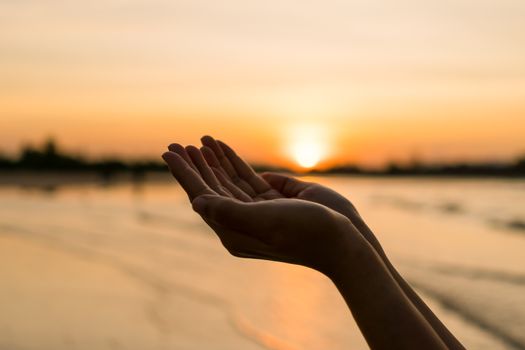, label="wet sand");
[0,175,524,349]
